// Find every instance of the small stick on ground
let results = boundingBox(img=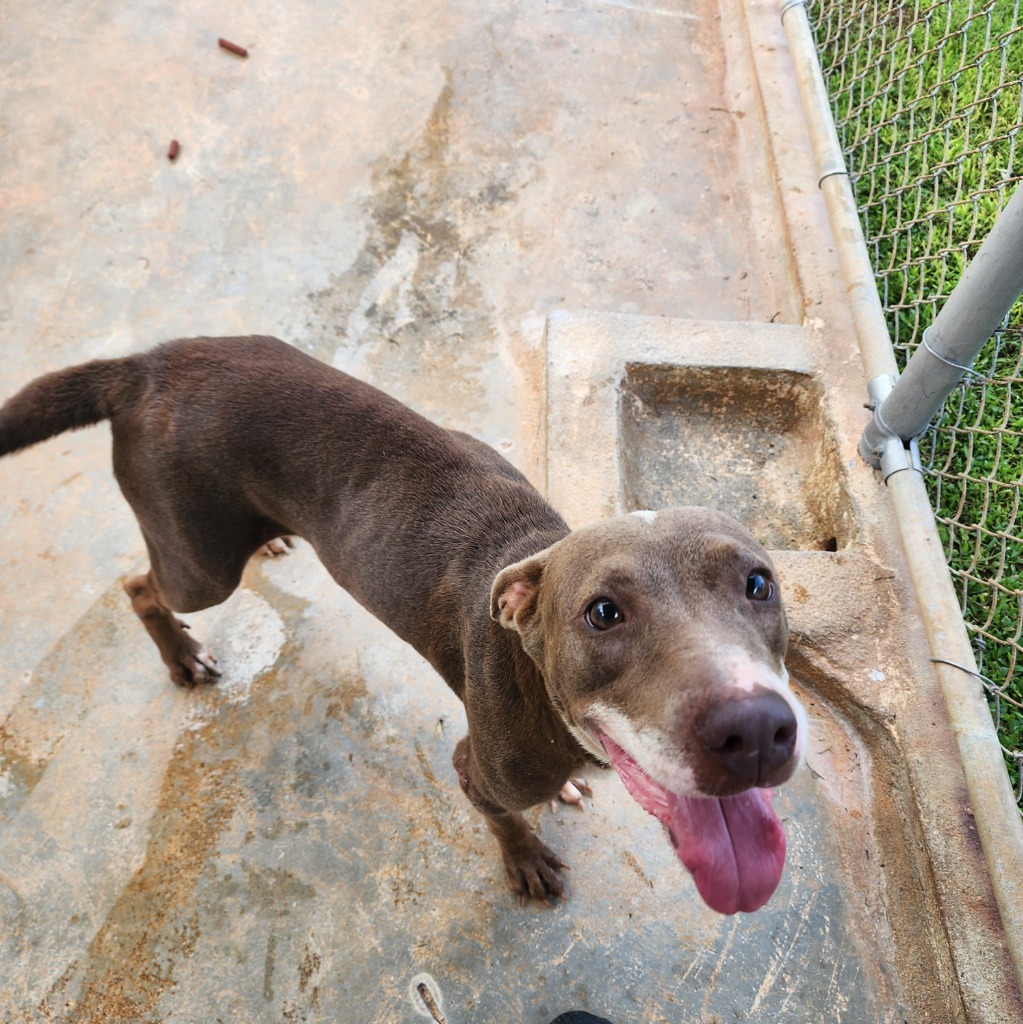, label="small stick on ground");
[218,38,248,58]
[416,983,446,1024]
